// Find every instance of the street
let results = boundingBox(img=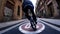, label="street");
[0,19,60,34]
[0,0,60,34]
